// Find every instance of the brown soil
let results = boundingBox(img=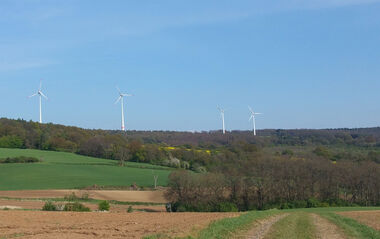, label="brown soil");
[311,213,346,239]
[242,214,289,239]
[0,199,165,212]
[0,190,166,203]
[0,211,239,238]
[337,210,380,231]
